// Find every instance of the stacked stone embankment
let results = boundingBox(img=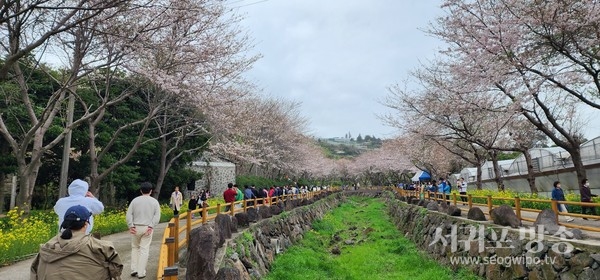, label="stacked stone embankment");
[389,192,600,280]
[184,191,384,280]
